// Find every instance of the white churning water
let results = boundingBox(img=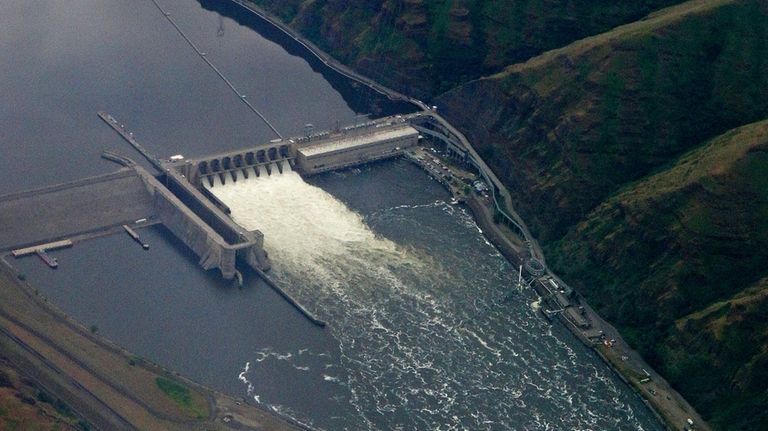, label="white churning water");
[205,163,407,275]
[204,163,660,431]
